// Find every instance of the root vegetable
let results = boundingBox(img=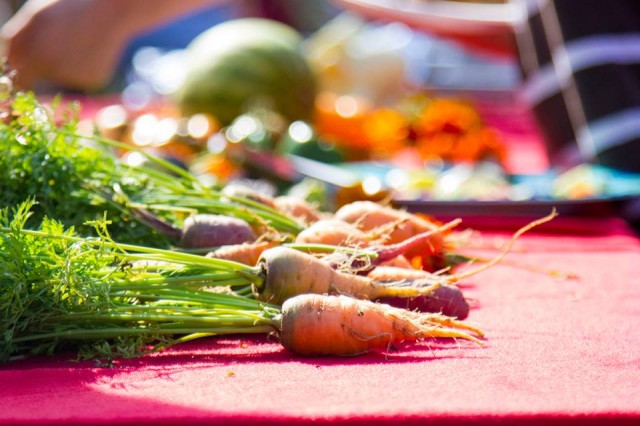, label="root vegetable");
[314,219,460,273]
[366,266,434,281]
[377,285,470,319]
[295,219,369,246]
[179,214,257,249]
[0,200,484,362]
[334,201,441,245]
[273,196,322,225]
[366,266,470,319]
[278,294,483,356]
[254,246,441,305]
[207,240,280,266]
